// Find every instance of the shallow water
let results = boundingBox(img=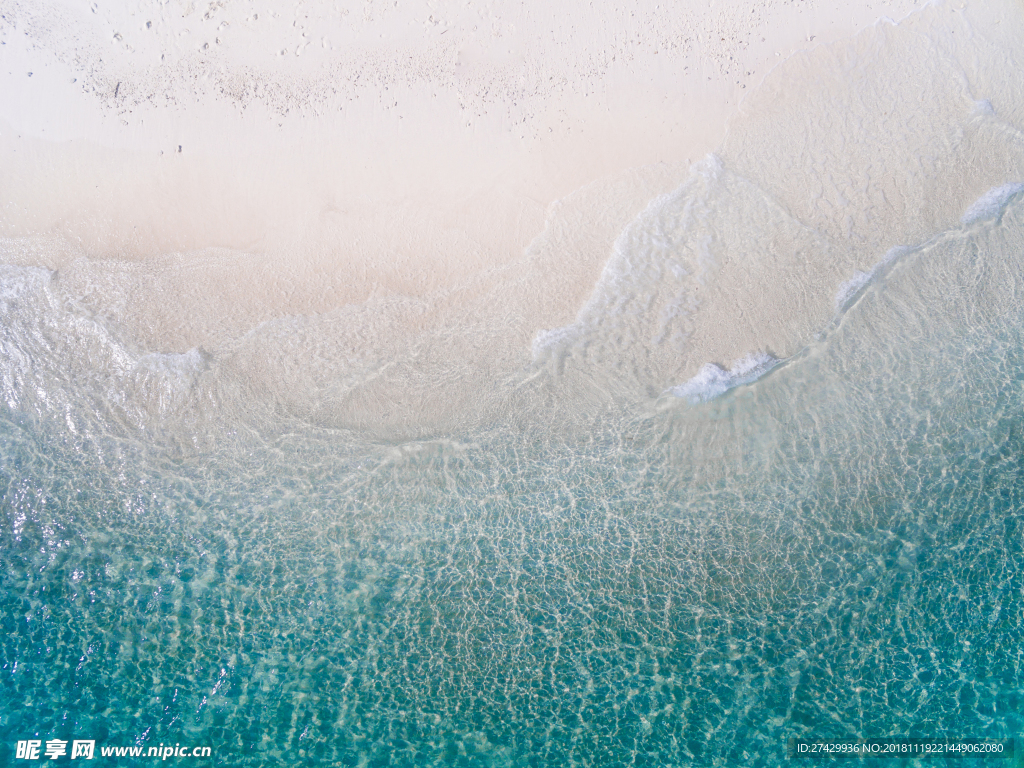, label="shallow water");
[3,3,1024,767]
[3,196,1024,765]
